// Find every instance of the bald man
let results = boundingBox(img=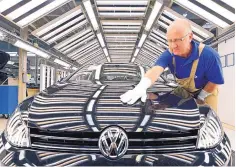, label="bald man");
[120,19,224,112]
